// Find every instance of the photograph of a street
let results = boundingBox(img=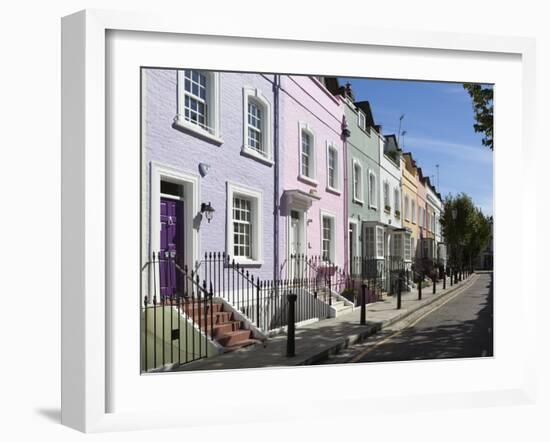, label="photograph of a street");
[140,70,493,373]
